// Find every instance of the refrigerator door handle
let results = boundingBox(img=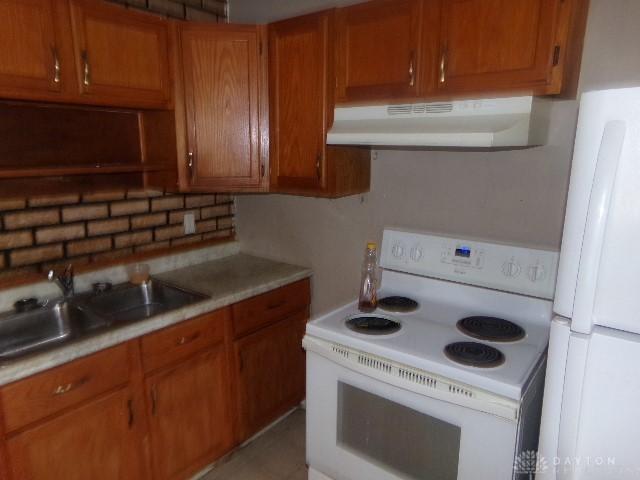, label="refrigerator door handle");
[537,317,572,480]
[572,121,626,334]
[556,332,591,479]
